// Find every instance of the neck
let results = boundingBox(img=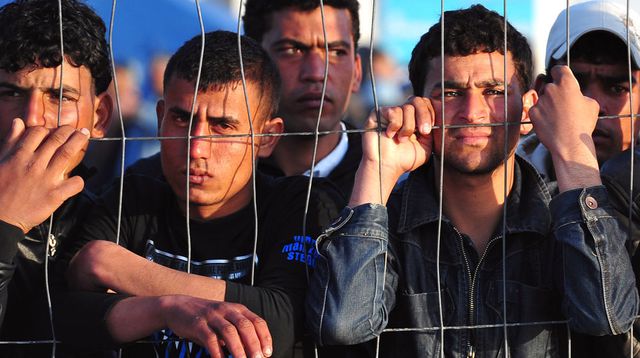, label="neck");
[436,156,515,254]
[176,187,253,222]
[272,130,341,176]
